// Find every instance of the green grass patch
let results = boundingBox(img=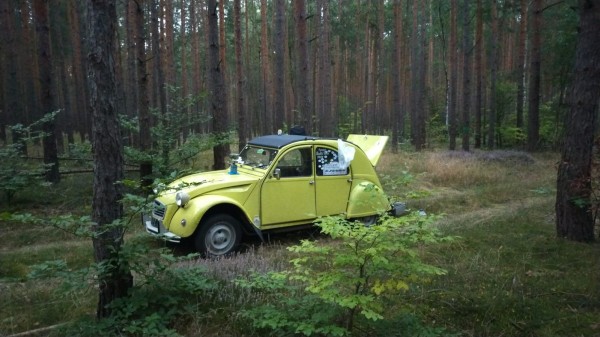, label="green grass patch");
[1,149,599,336]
